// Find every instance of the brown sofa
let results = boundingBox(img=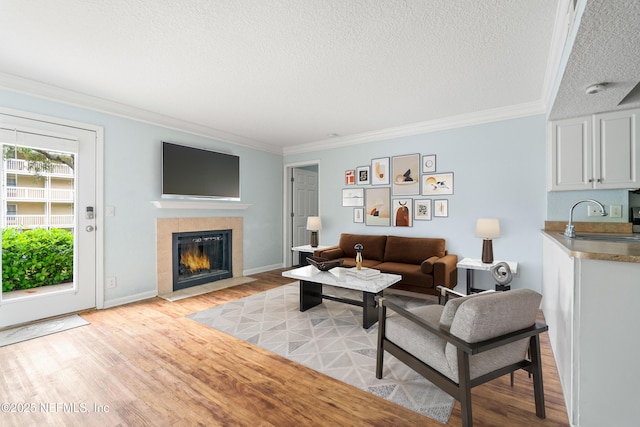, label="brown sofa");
[314,233,458,296]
